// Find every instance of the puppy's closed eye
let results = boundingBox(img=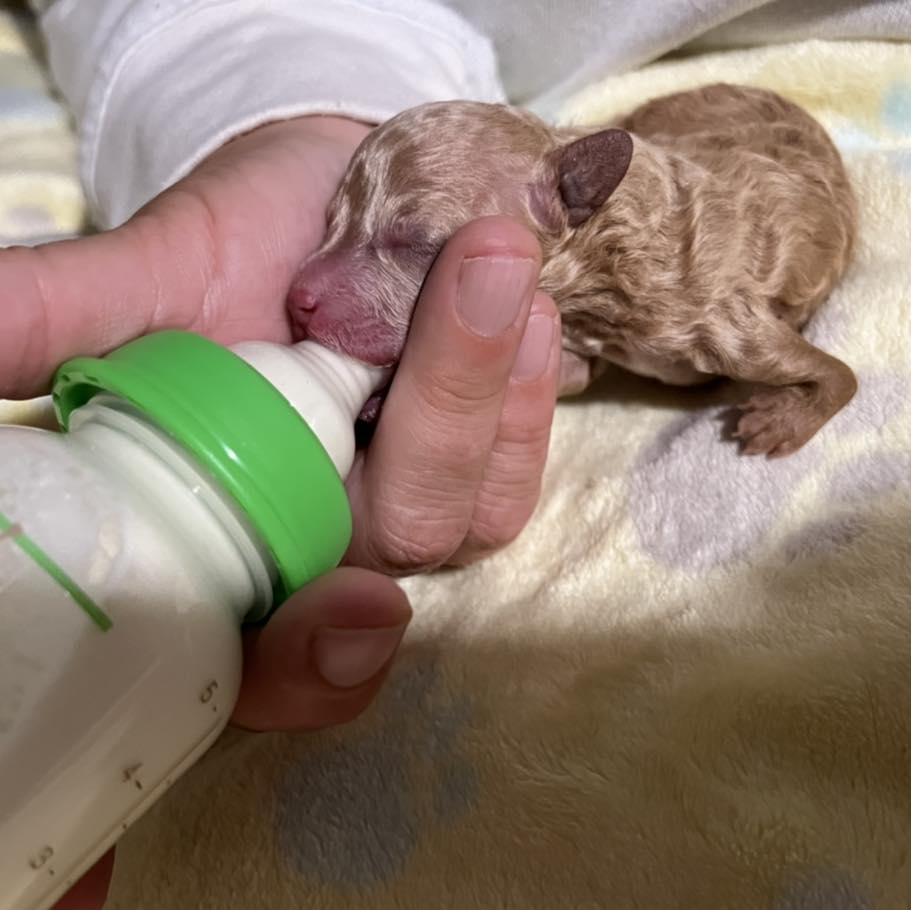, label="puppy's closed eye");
[376,222,441,258]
